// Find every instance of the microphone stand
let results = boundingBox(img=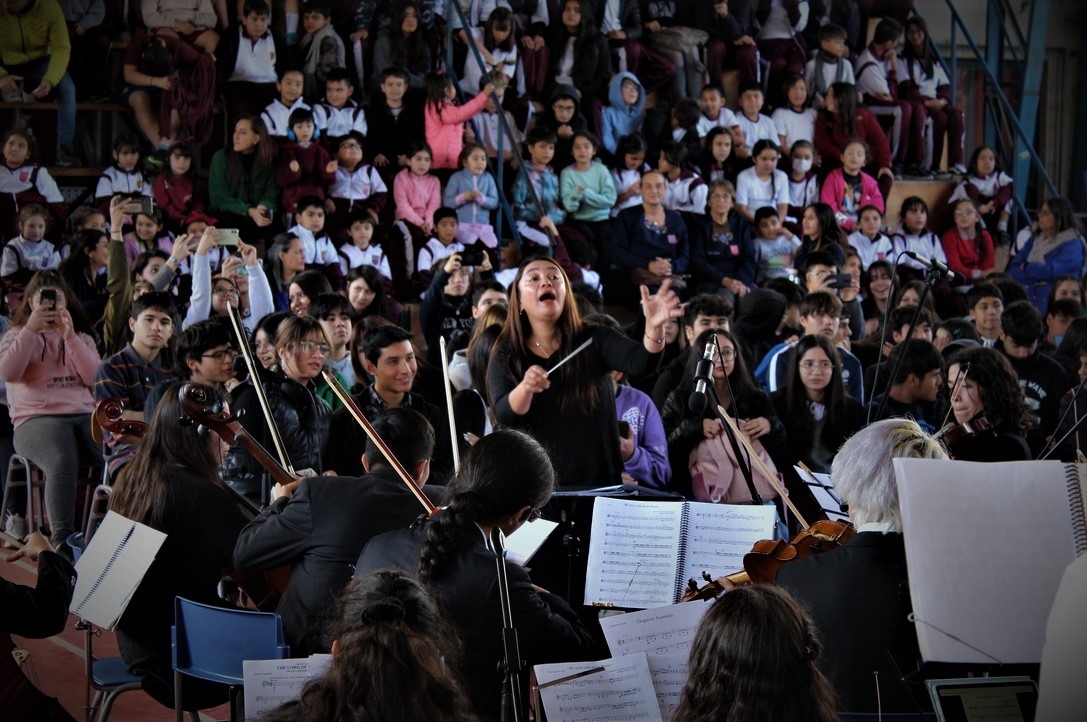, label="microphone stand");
[490,527,525,722]
[873,263,944,422]
[692,351,763,506]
